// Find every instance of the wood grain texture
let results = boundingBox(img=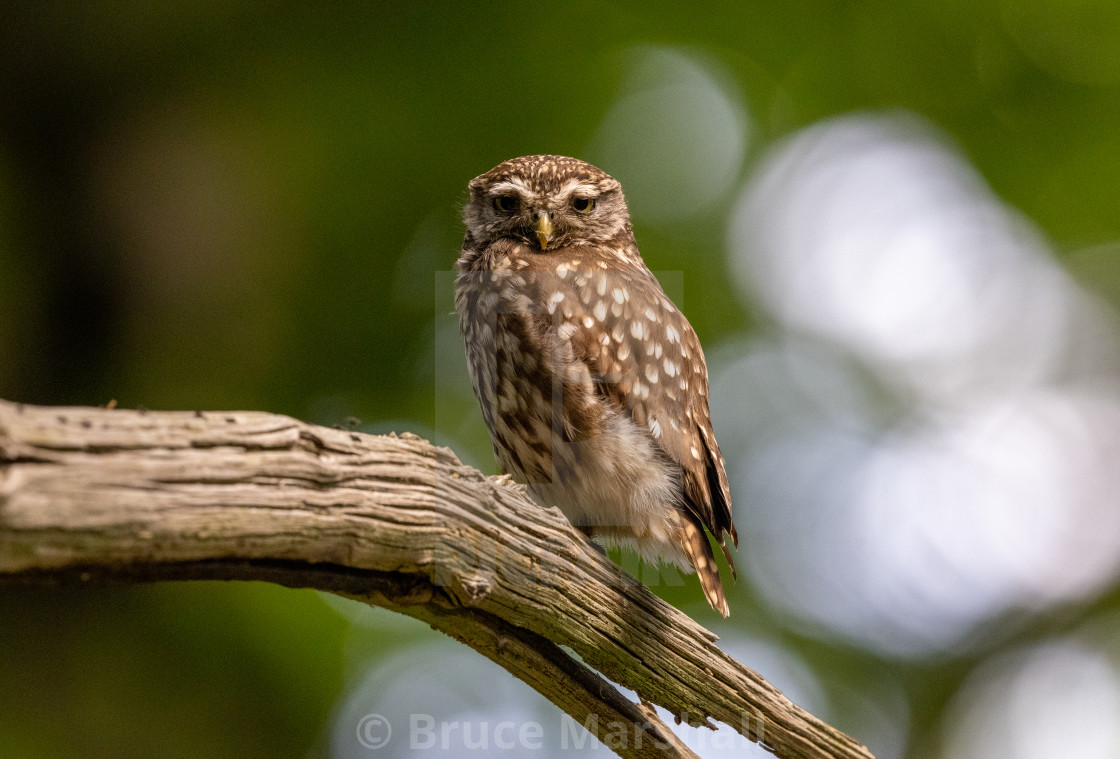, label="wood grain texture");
[0,399,873,759]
